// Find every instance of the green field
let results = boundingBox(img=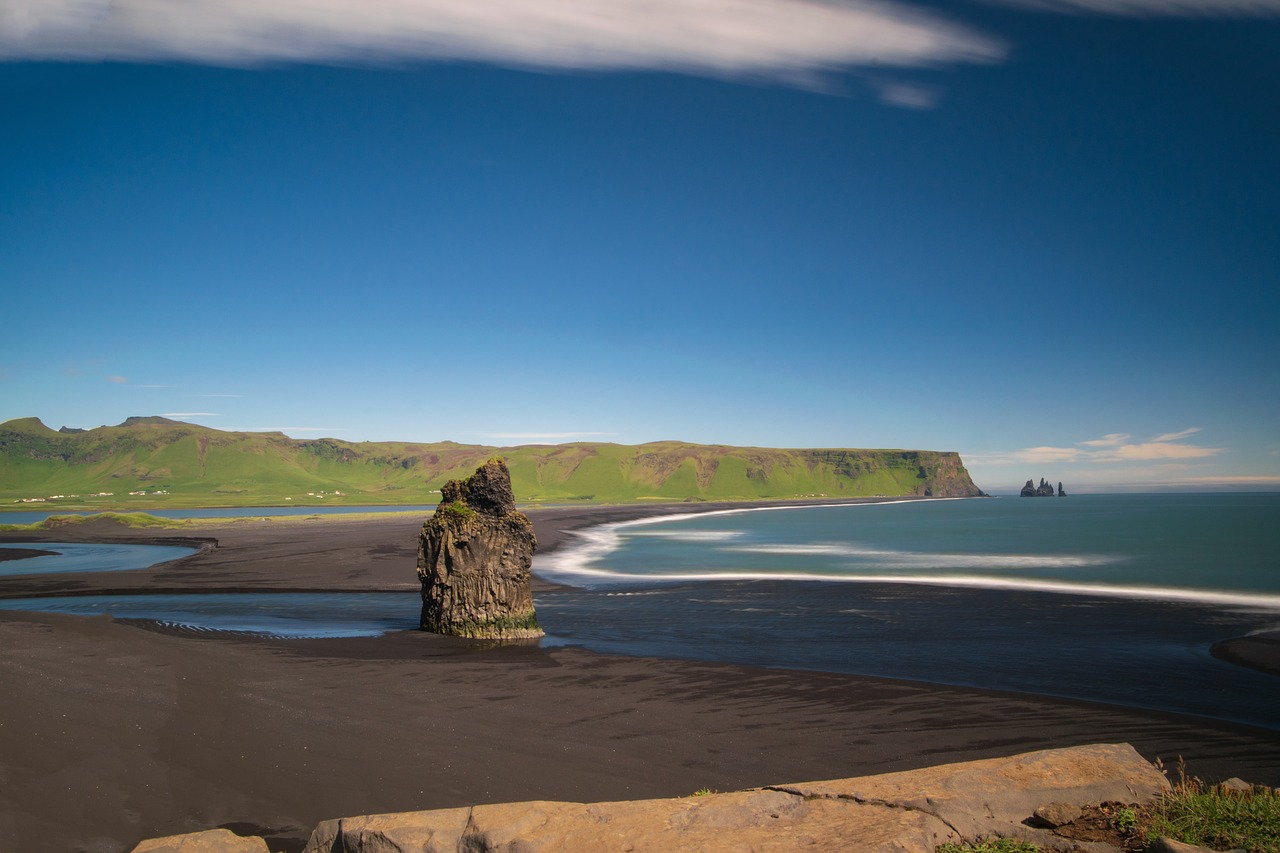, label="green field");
[0,416,983,511]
